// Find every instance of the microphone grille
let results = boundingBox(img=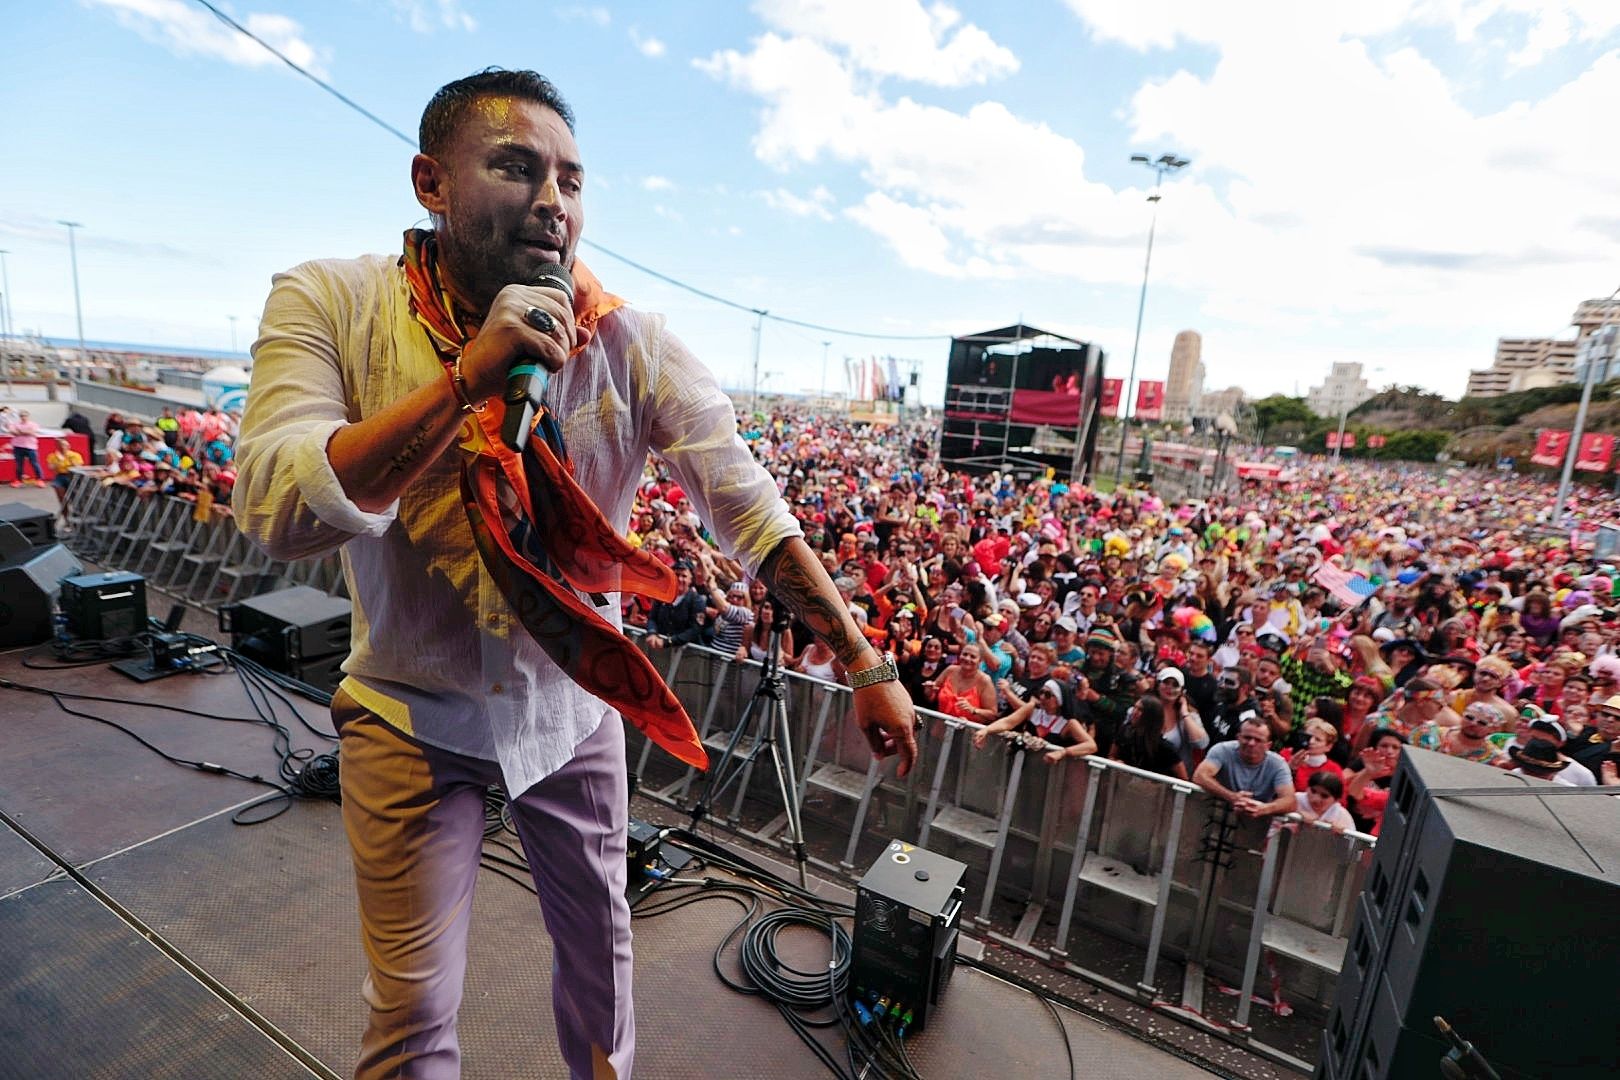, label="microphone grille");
[530,262,574,300]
